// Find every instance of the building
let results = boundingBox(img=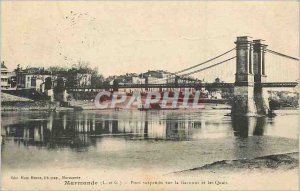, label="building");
[142,70,172,84]
[132,76,145,84]
[16,67,52,92]
[121,73,145,84]
[76,73,92,87]
[1,61,10,89]
[107,73,145,85]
